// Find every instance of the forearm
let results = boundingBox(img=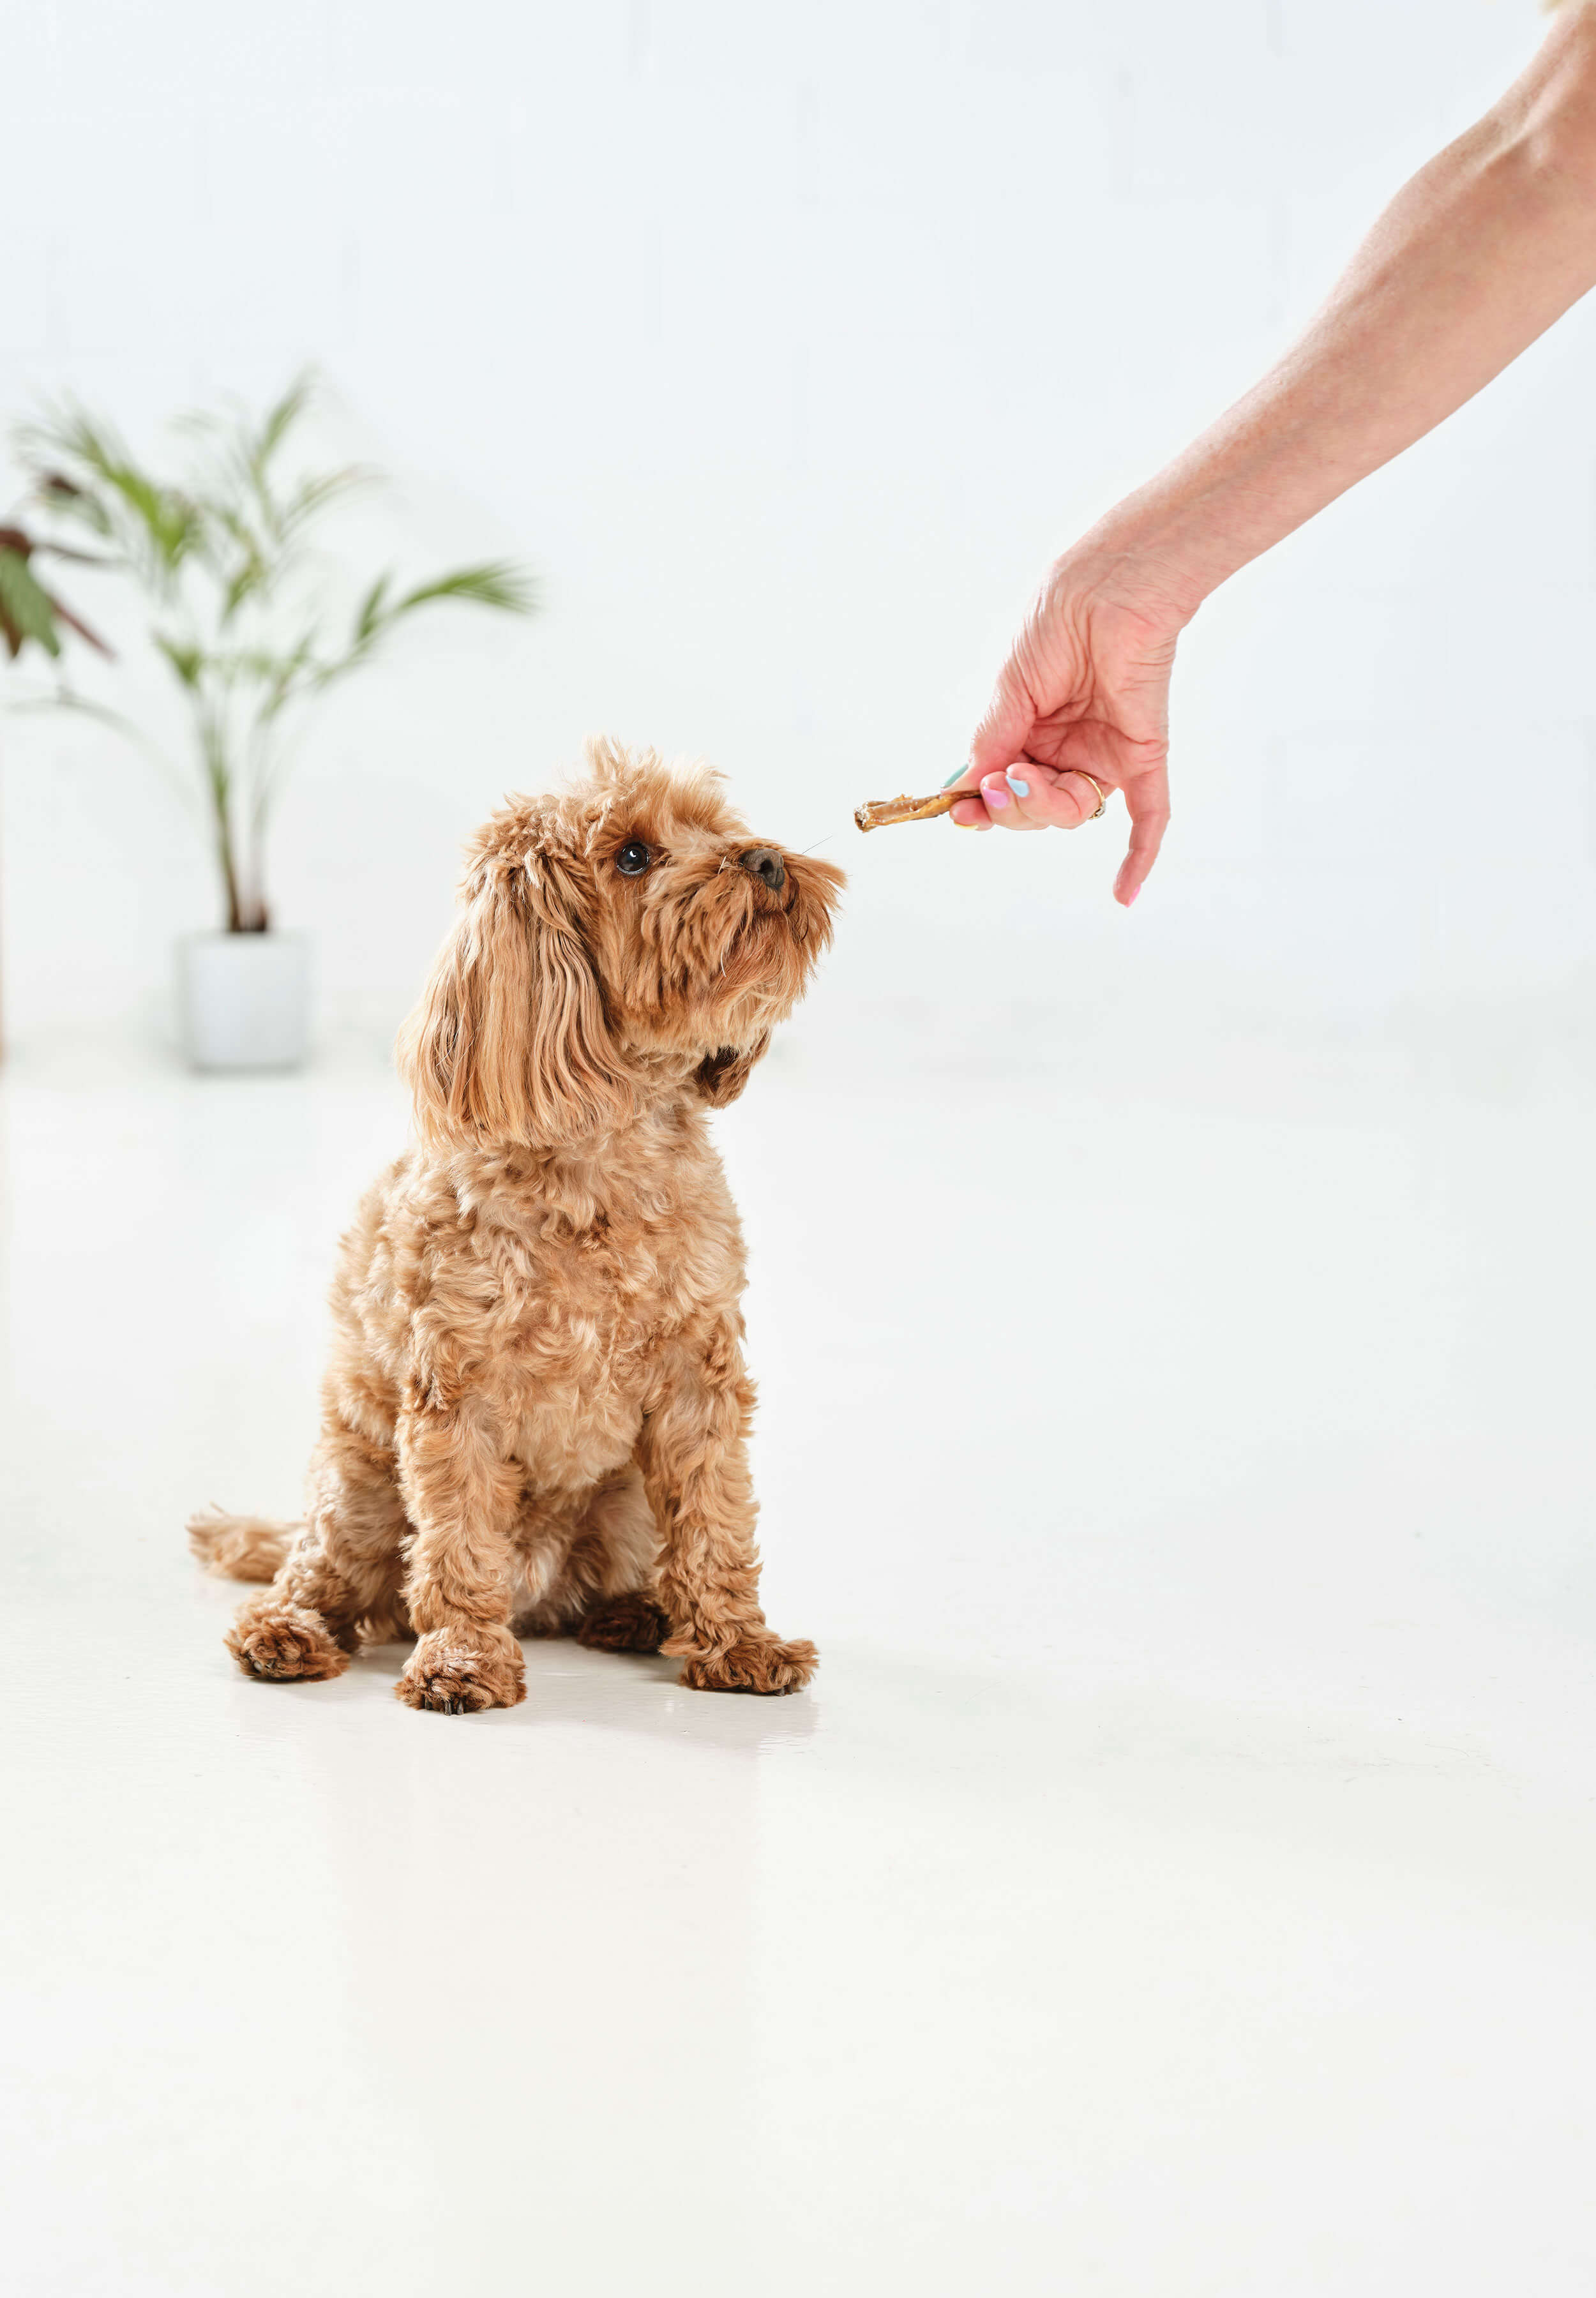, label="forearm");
[1076,4,1596,620]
